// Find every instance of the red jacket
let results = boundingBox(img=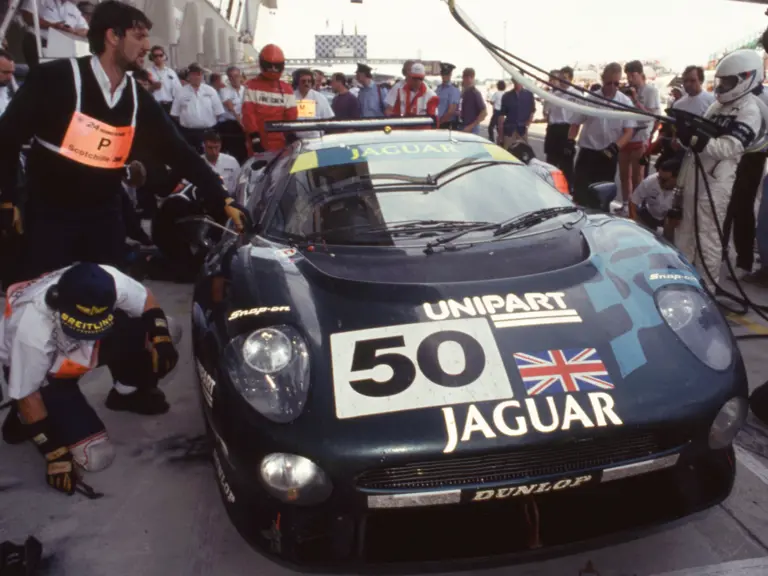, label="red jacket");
[242,75,298,152]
